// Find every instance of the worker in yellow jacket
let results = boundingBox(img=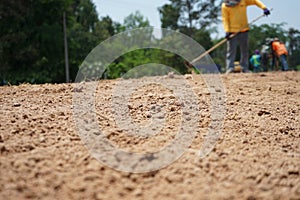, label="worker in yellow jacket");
[222,0,270,73]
